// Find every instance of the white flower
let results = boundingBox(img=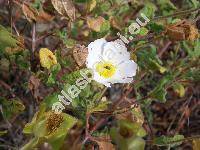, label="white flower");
[86,38,138,87]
